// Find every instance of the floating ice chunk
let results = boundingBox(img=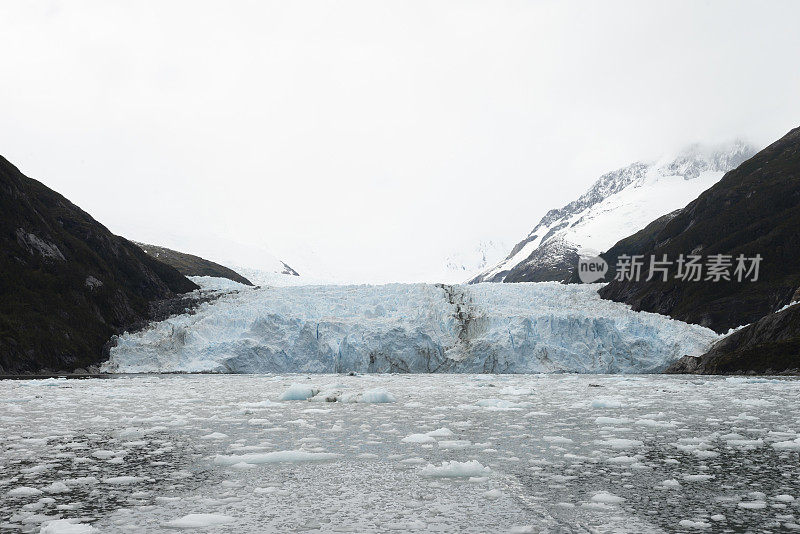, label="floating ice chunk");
[358,388,396,403]
[635,419,677,429]
[772,439,800,450]
[163,513,235,529]
[426,427,454,437]
[678,520,711,529]
[595,438,642,449]
[594,417,631,425]
[726,438,763,449]
[660,479,681,488]
[543,436,573,444]
[438,440,472,450]
[420,460,491,478]
[20,464,54,475]
[279,384,319,401]
[737,501,767,510]
[508,527,535,534]
[231,462,255,470]
[693,450,719,459]
[247,418,271,426]
[102,476,142,485]
[40,519,97,534]
[483,489,503,499]
[308,390,342,403]
[402,433,436,444]
[709,515,725,522]
[43,482,71,494]
[200,432,228,440]
[213,450,340,465]
[338,388,396,403]
[590,491,625,504]
[64,477,98,486]
[7,486,43,496]
[591,398,624,409]
[774,495,795,502]
[476,399,530,410]
[286,418,313,428]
